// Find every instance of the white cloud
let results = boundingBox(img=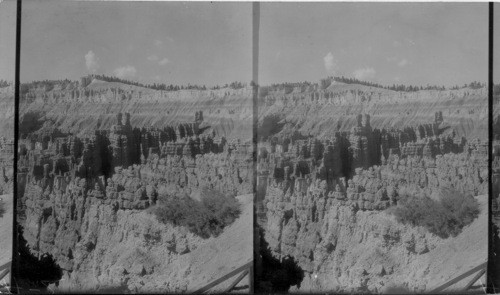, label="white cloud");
[147,55,159,61]
[393,40,402,47]
[158,58,170,66]
[323,52,338,75]
[387,56,410,67]
[353,67,376,80]
[397,59,409,67]
[113,65,137,79]
[85,50,99,73]
[155,39,163,46]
